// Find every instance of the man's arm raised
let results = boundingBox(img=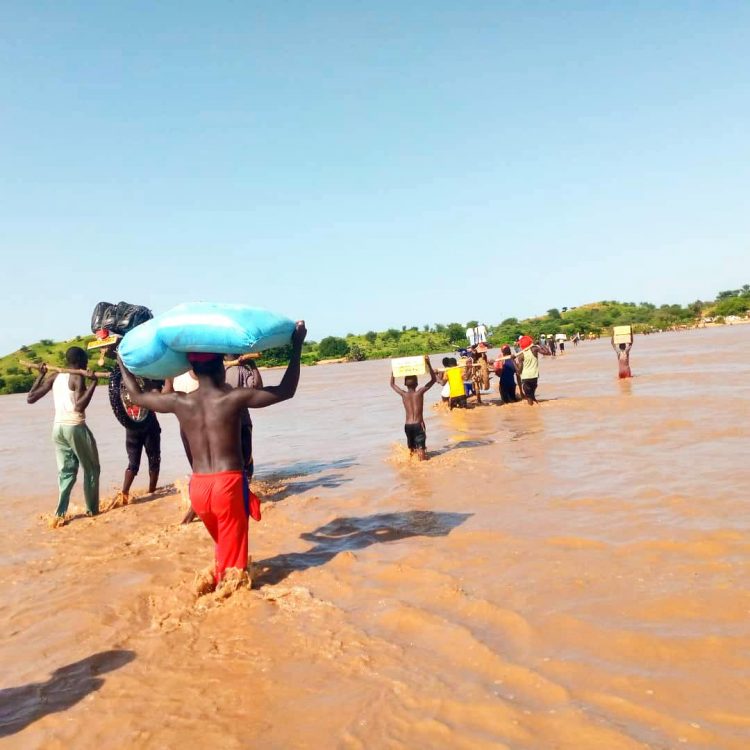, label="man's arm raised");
[234,321,307,409]
[390,372,406,395]
[117,356,181,414]
[72,370,98,412]
[26,364,56,404]
[419,357,437,393]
